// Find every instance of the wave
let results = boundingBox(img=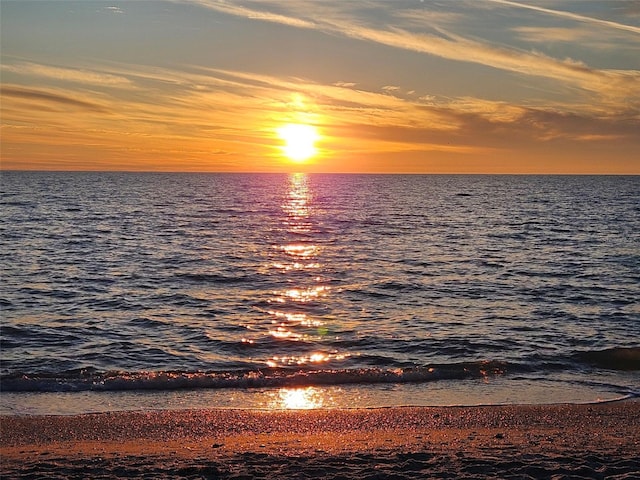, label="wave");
[3,347,638,393]
[1,362,508,393]
[2,347,637,393]
[573,347,640,371]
